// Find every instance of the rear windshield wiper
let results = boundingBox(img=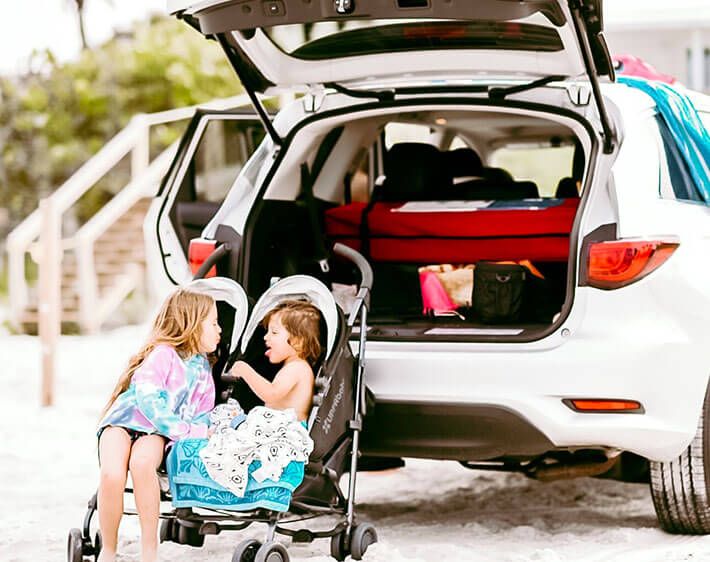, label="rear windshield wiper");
[326,82,395,103]
[328,75,565,104]
[488,75,566,100]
